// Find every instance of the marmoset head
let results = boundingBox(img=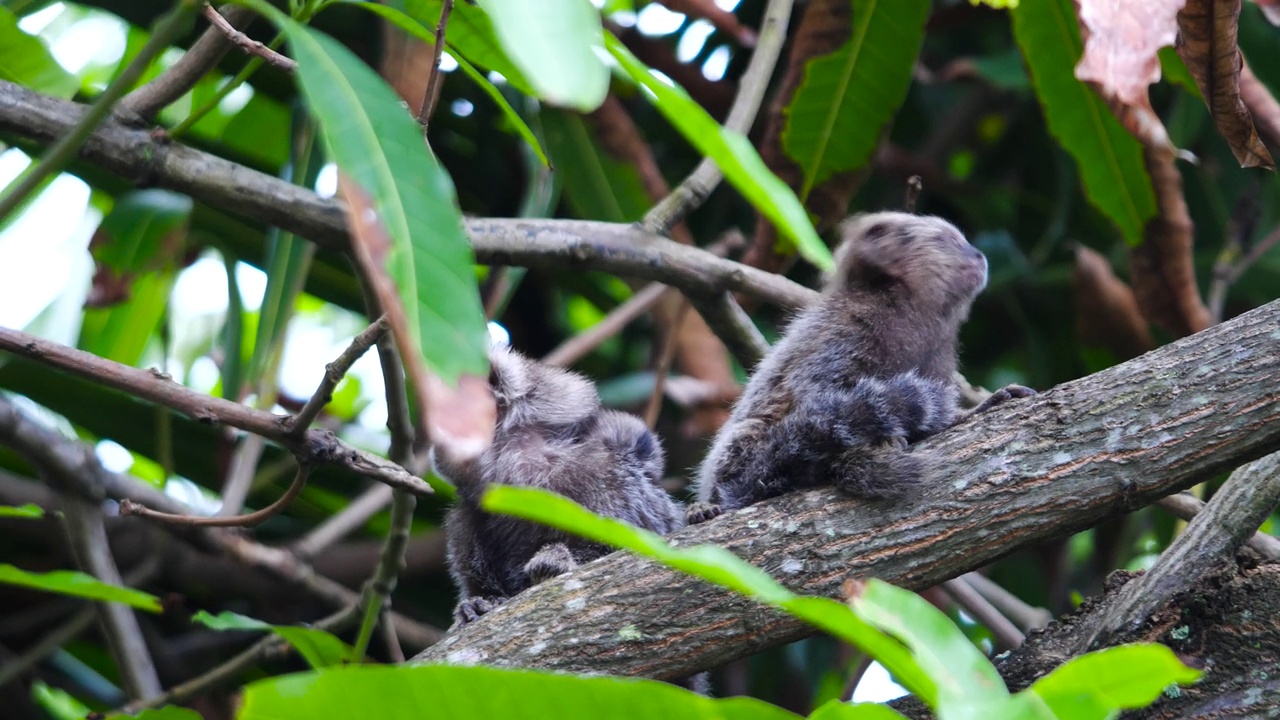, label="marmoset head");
[828,212,988,312]
[487,345,600,434]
